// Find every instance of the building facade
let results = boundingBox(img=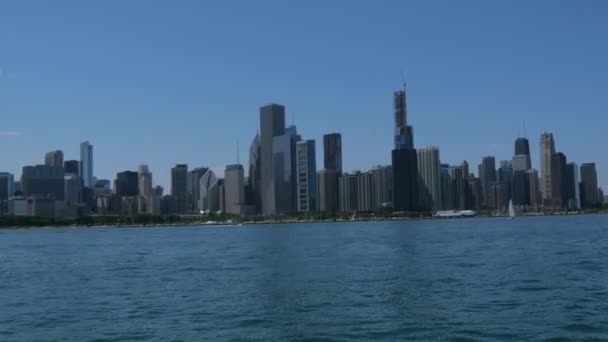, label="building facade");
[540,132,555,205]
[260,103,286,215]
[296,140,317,212]
[80,141,94,188]
[224,164,245,215]
[417,146,441,211]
